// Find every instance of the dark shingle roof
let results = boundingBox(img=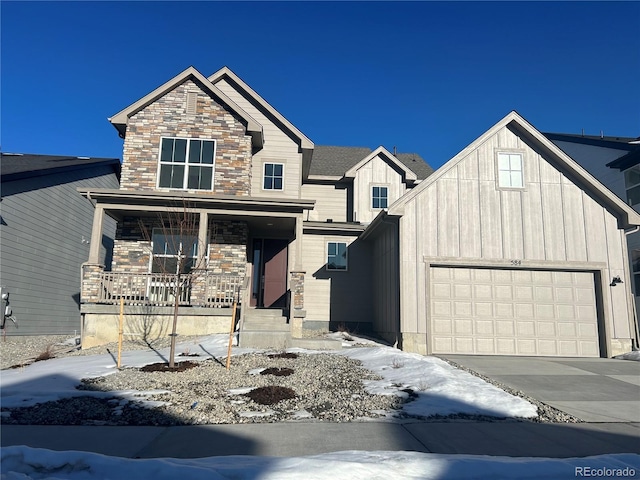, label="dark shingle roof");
[309,146,433,180]
[1,153,121,182]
